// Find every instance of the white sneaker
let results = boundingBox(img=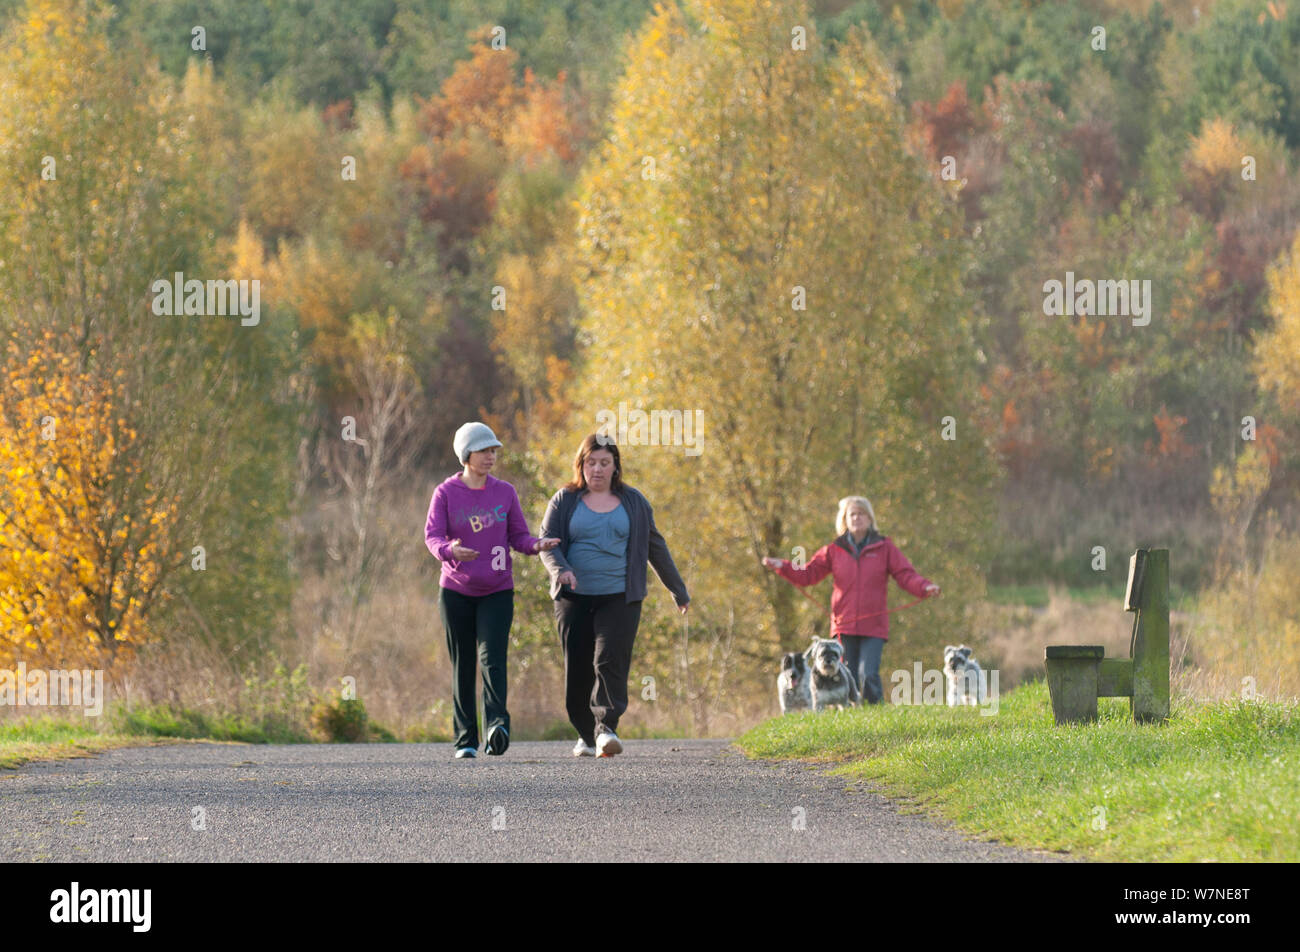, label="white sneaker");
[595,731,623,757]
[454,747,477,759]
[572,739,596,757]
